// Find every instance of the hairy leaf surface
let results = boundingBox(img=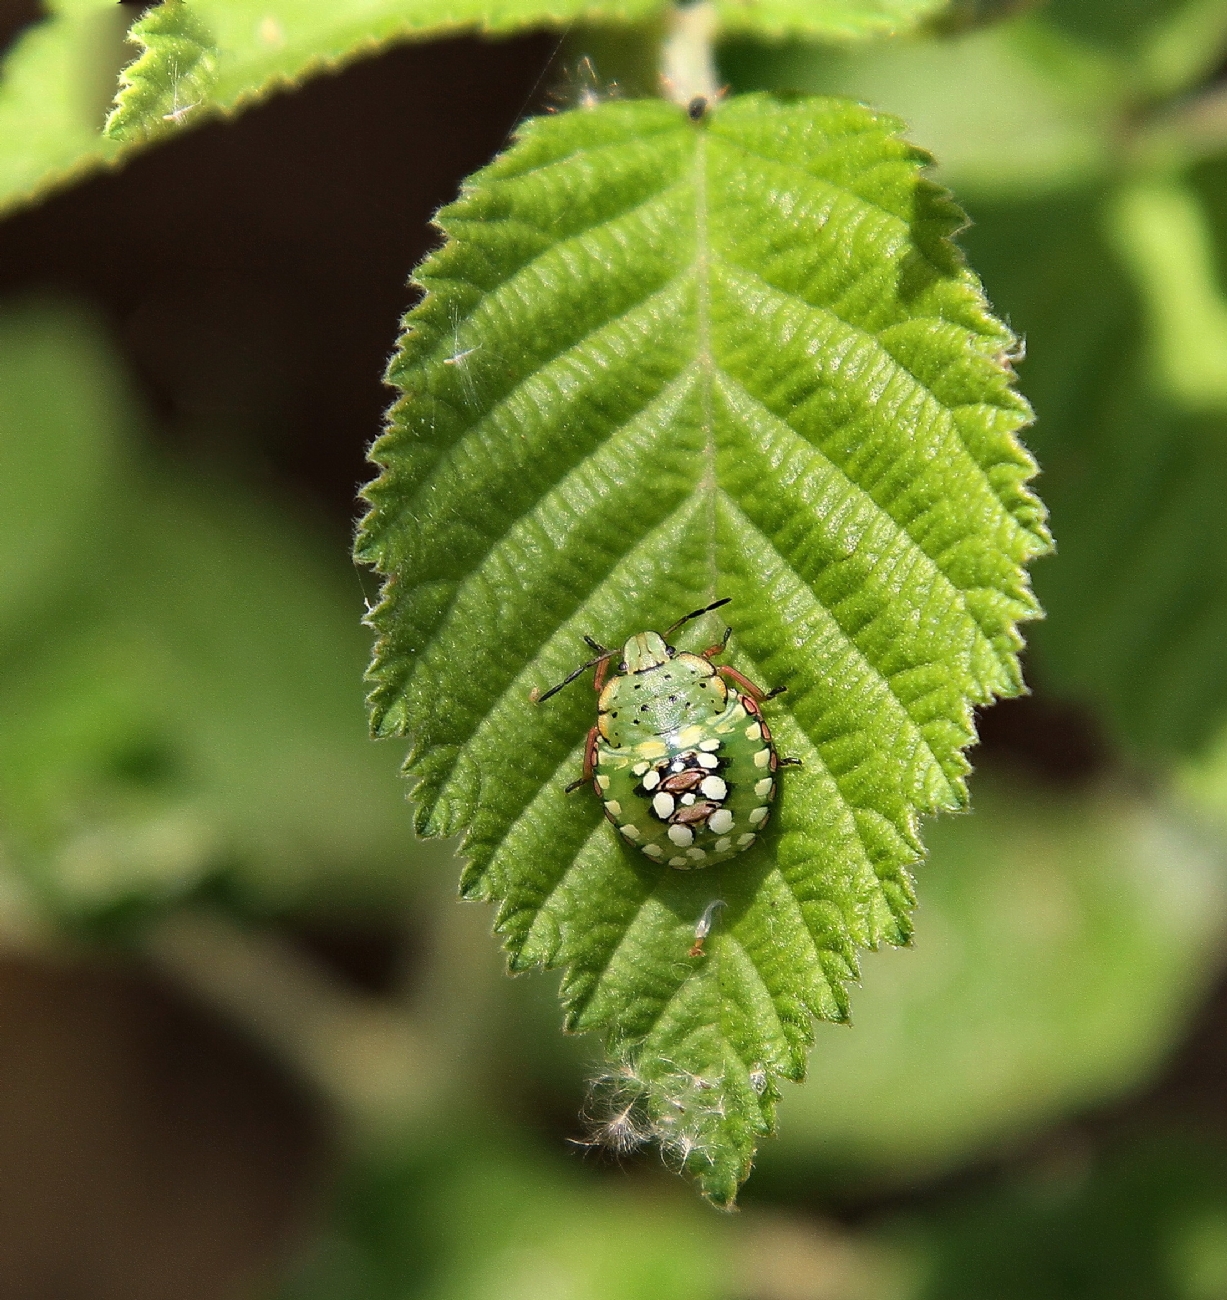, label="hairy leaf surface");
[358,94,1048,1203]
[105,0,219,142]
